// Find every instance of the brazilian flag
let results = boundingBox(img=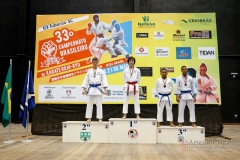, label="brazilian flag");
[1,64,12,128]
